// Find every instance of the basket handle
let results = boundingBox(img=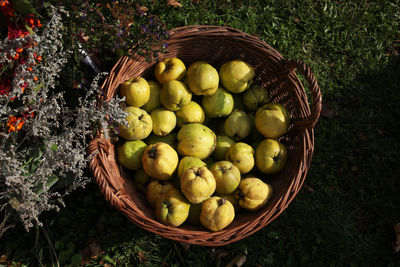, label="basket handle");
[283,59,322,130]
